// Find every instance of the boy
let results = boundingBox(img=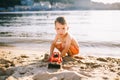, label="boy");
[50,16,79,57]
